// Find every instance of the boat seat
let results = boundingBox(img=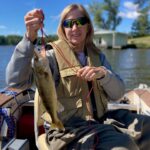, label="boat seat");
[34,89,51,150]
